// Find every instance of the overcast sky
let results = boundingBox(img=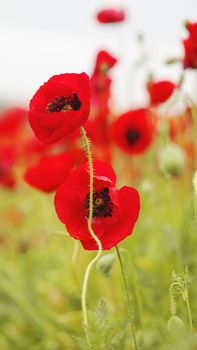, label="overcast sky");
[0,0,197,110]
